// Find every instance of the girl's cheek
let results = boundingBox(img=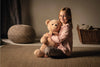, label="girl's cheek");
[59,17,62,19]
[64,17,67,20]
[64,18,68,22]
